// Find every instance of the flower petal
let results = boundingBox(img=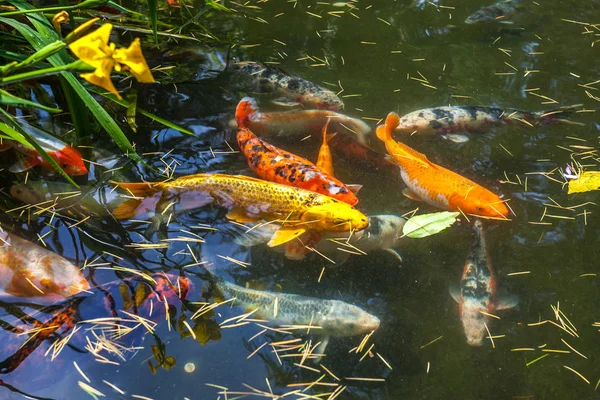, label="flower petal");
[80,58,121,99]
[113,38,155,83]
[69,24,113,70]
